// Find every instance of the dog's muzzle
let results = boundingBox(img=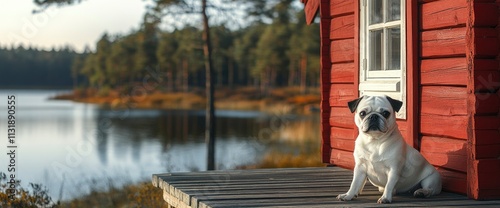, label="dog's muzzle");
[363,114,386,133]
